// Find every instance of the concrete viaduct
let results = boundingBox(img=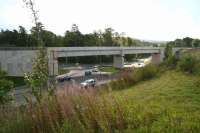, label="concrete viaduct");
[0,46,182,76]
